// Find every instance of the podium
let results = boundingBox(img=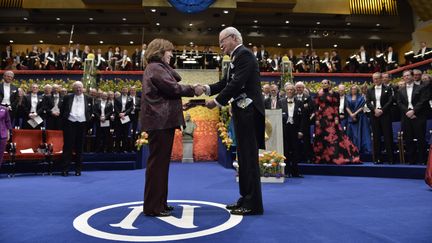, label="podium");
[264,109,284,155]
